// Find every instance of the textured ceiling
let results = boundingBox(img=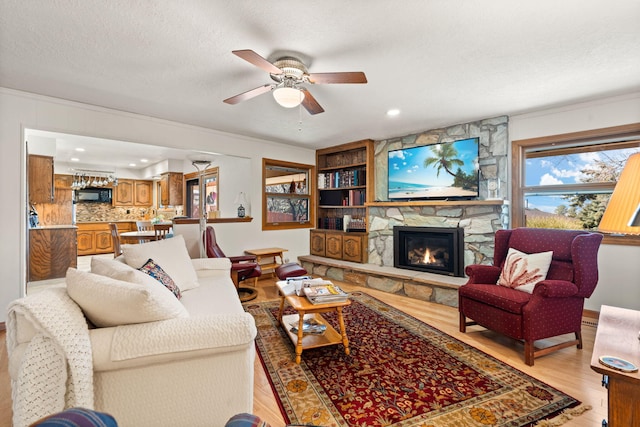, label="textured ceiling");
[2,0,640,152]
